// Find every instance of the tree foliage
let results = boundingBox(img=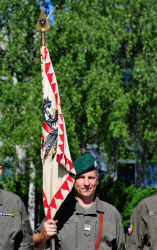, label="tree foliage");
[46,0,157,185]
[97,176,157,228]
[0,0,43,225]
[1,0,157,226]
[0,0,42,162]
[1,0,157,178]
